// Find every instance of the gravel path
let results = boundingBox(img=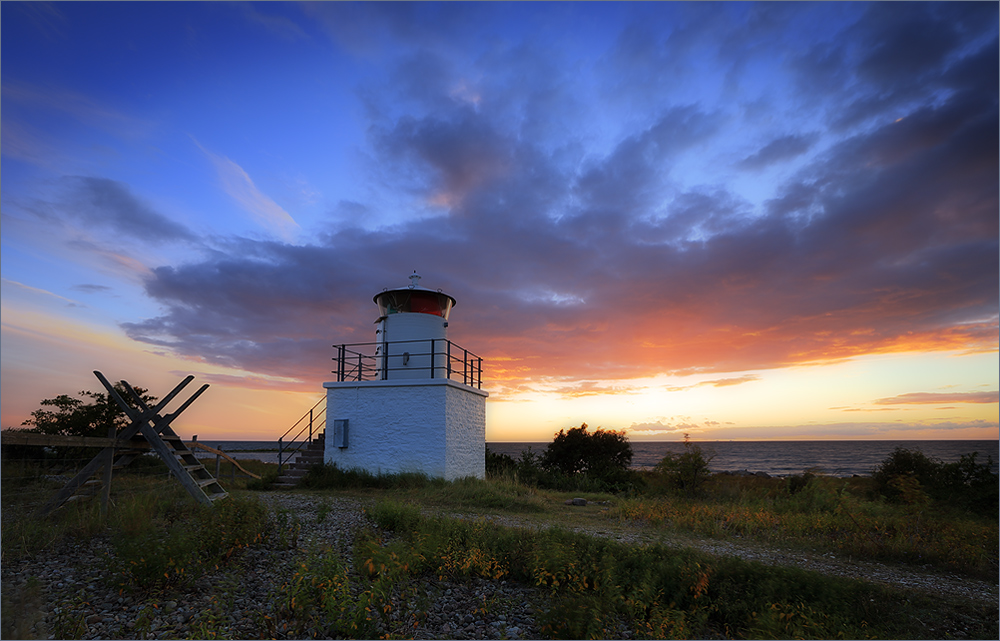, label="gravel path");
[2,491,996,640]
